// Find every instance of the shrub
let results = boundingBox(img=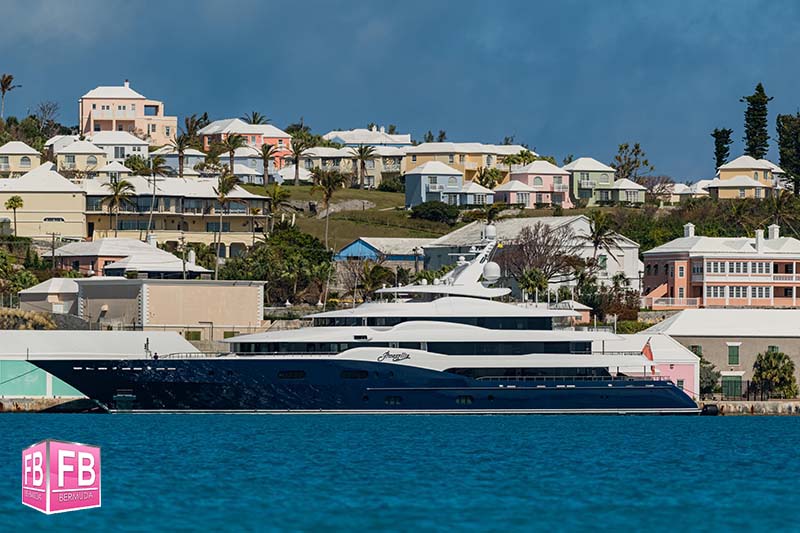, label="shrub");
[410,201,459,225]
[377,176,404,193]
